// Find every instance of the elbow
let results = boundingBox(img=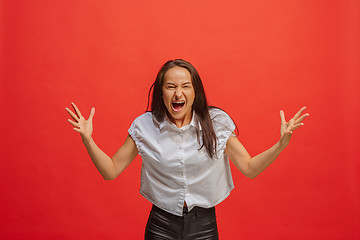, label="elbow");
[245,172,257,179]
[245,168,258,179]
[102,173,117,181]
[103,167,124,180]
[101,167,120,180]
[247,174,257,179]
[104,176,115,181]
